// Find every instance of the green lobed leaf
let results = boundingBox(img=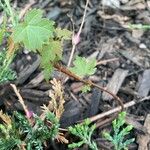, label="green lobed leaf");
[70,56,97,78]
[40,40,62,81]
[12,9,55,51]
[42,65,54,82]
[55,28,72,40]
[40,40,62,63]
